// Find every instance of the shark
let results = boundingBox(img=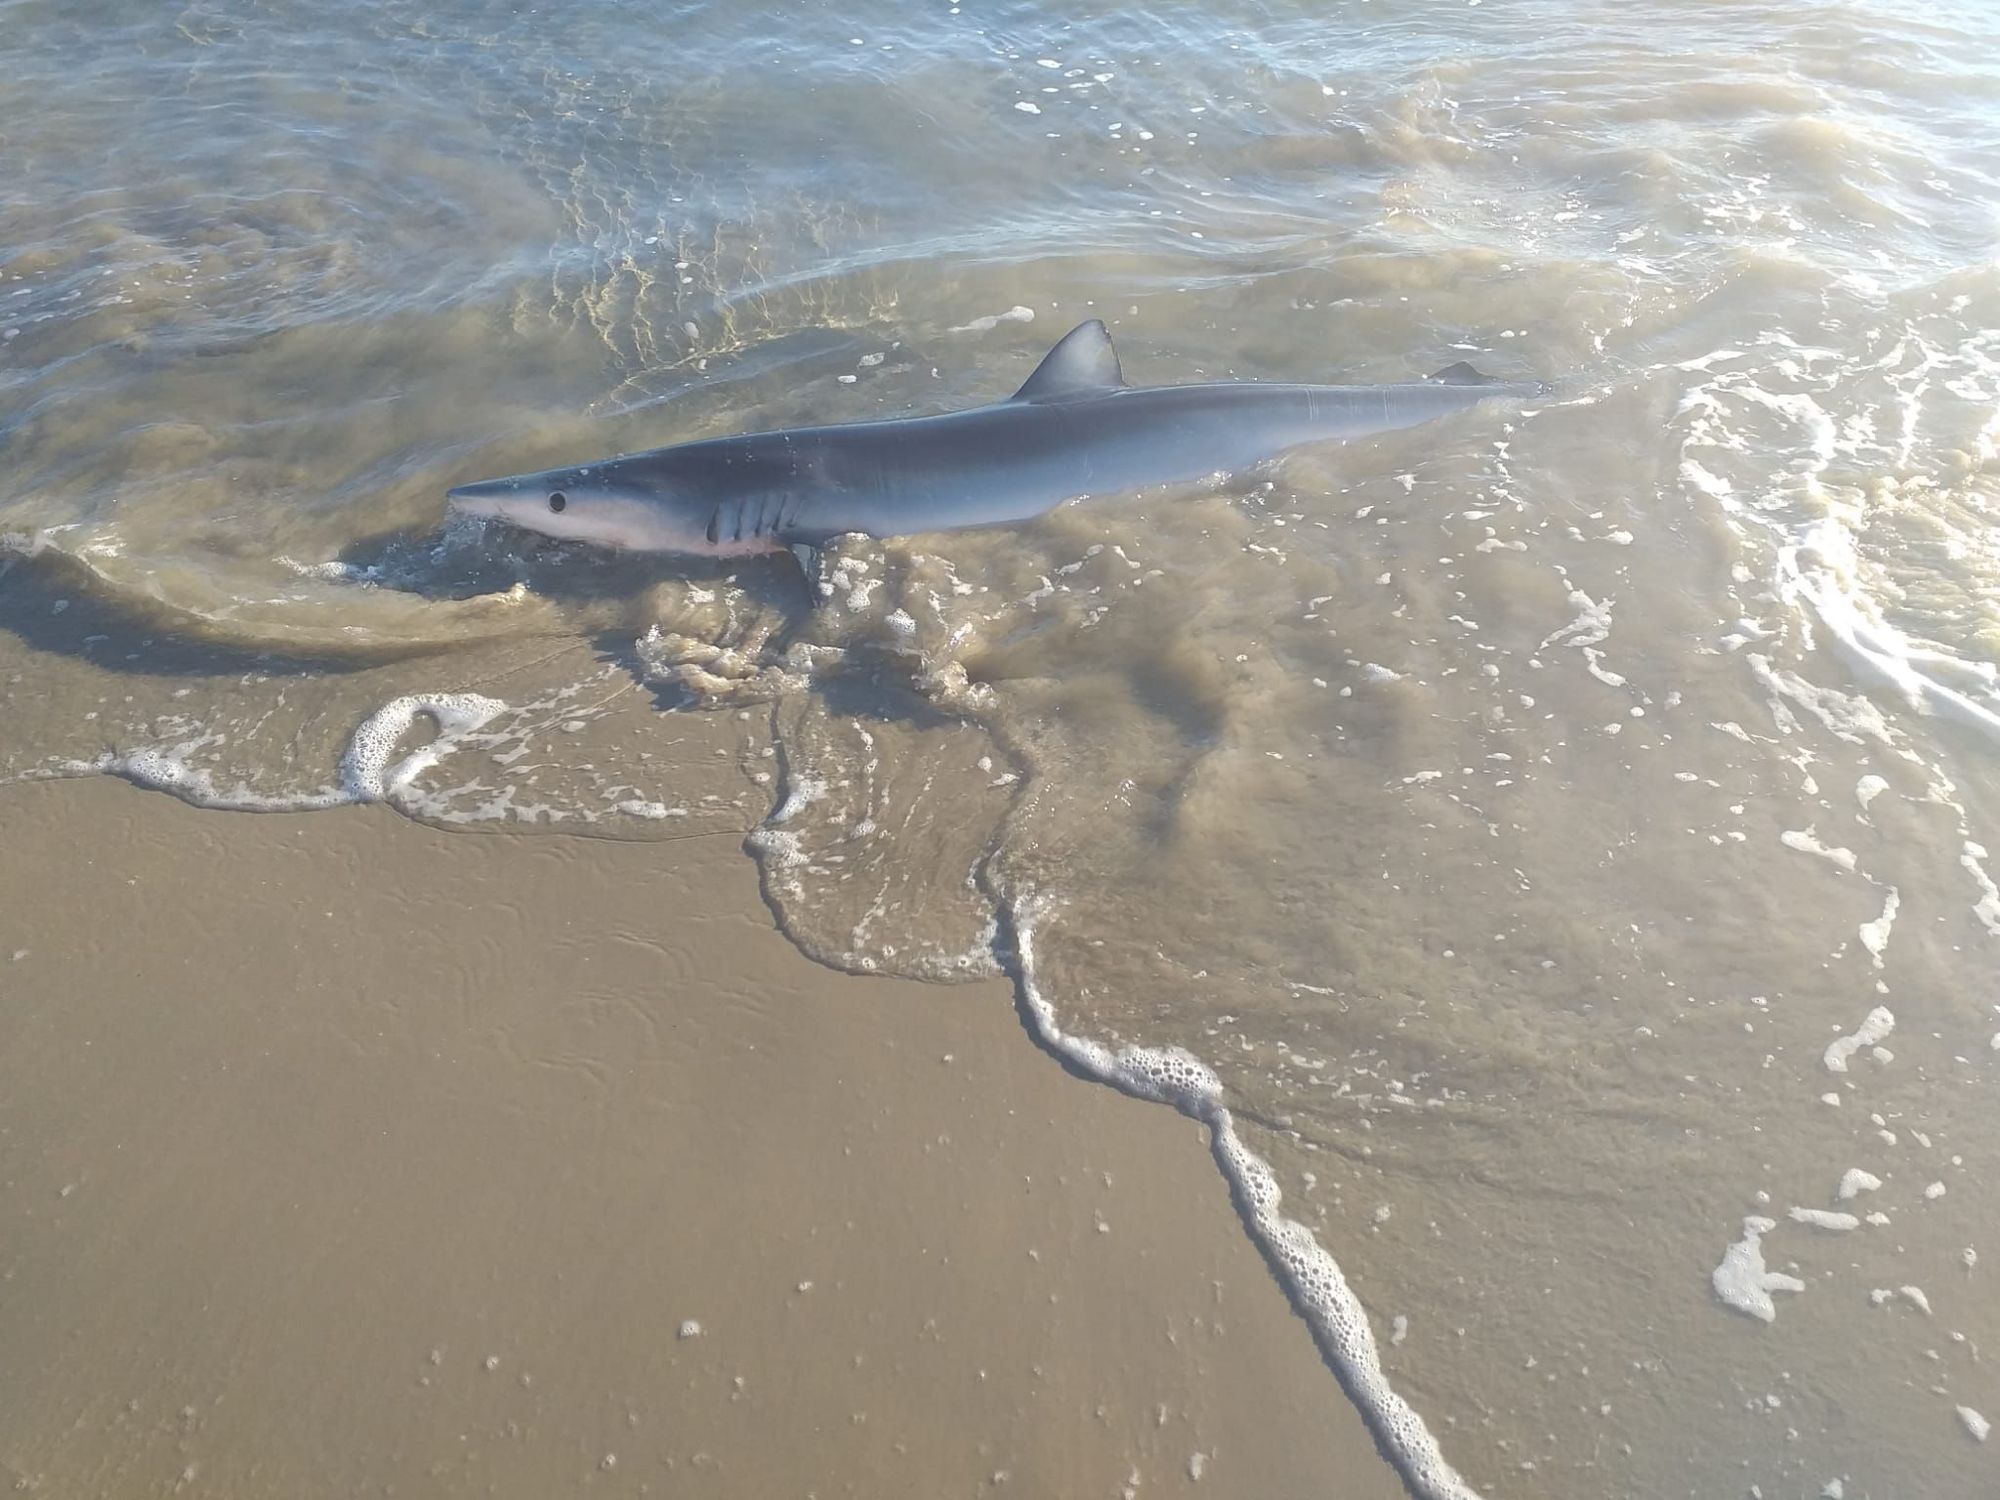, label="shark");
[446,319,1543,592]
